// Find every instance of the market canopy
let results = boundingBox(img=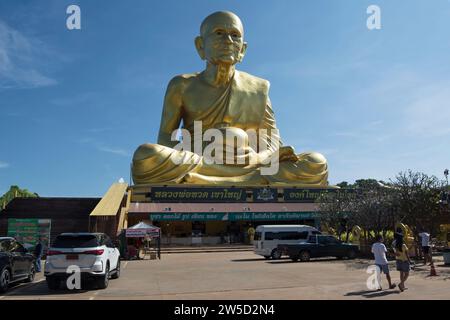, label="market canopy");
[126,221,160,238]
